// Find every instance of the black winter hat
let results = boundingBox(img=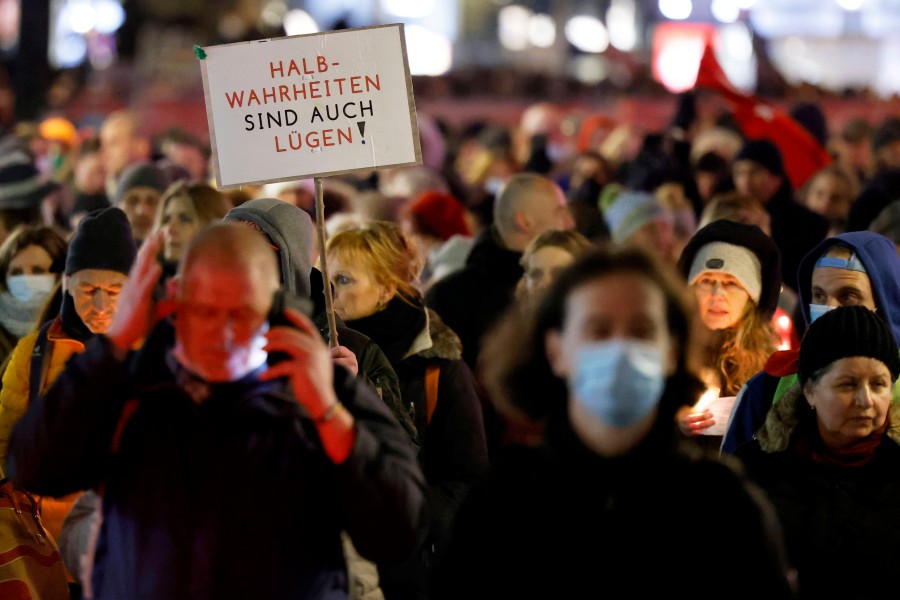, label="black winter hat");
[114,162,167,205]
[0,162,60,209]
[65,207,136,276]
[677,219,782,318]
[734,139,785,177]
[798,305,900,385]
